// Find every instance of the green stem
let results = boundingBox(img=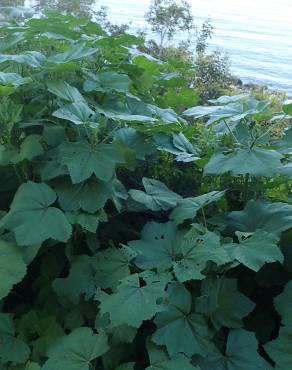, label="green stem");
[243,174,249,203]
[13,165,23,184]
[201,206,207,230]
[84,123,93,145]
[101,126,119,144]
[223,120,240,145]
